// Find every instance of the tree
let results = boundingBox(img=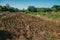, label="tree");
[37,8,46,12]
[1,4,10,11]
[27,6,37,12]
[0,5,2,11]
[45,8,52,12]
[52,5,60,12]
[0,4,20,12]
